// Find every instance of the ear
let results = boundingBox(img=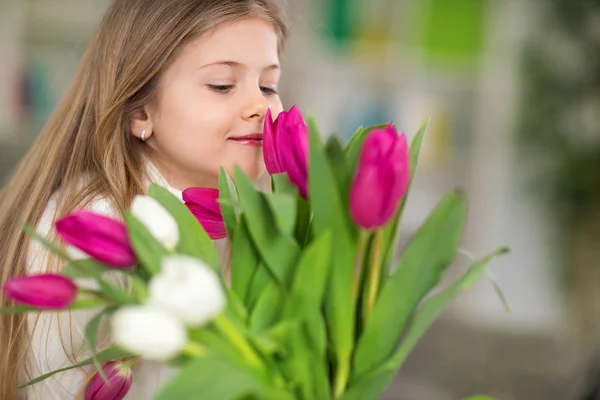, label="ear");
[129,106,154,140]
